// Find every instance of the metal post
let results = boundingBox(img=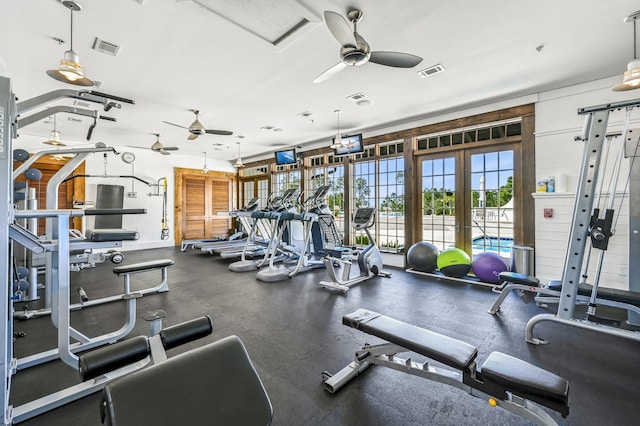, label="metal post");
[556,109,610,319]
[0,75,15,425]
